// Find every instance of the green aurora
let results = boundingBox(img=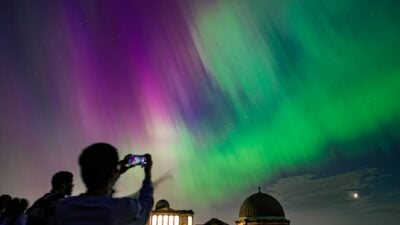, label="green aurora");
[175,0,400,202]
